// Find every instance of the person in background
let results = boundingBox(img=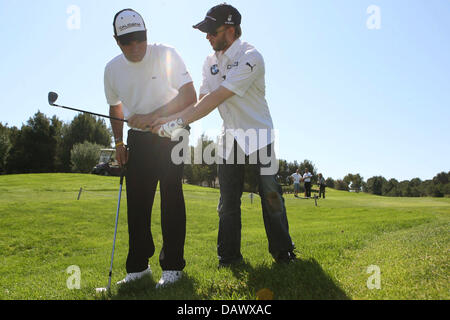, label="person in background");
[318,173,326,199]
[290,169,302,198]
[303,169,313,198]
